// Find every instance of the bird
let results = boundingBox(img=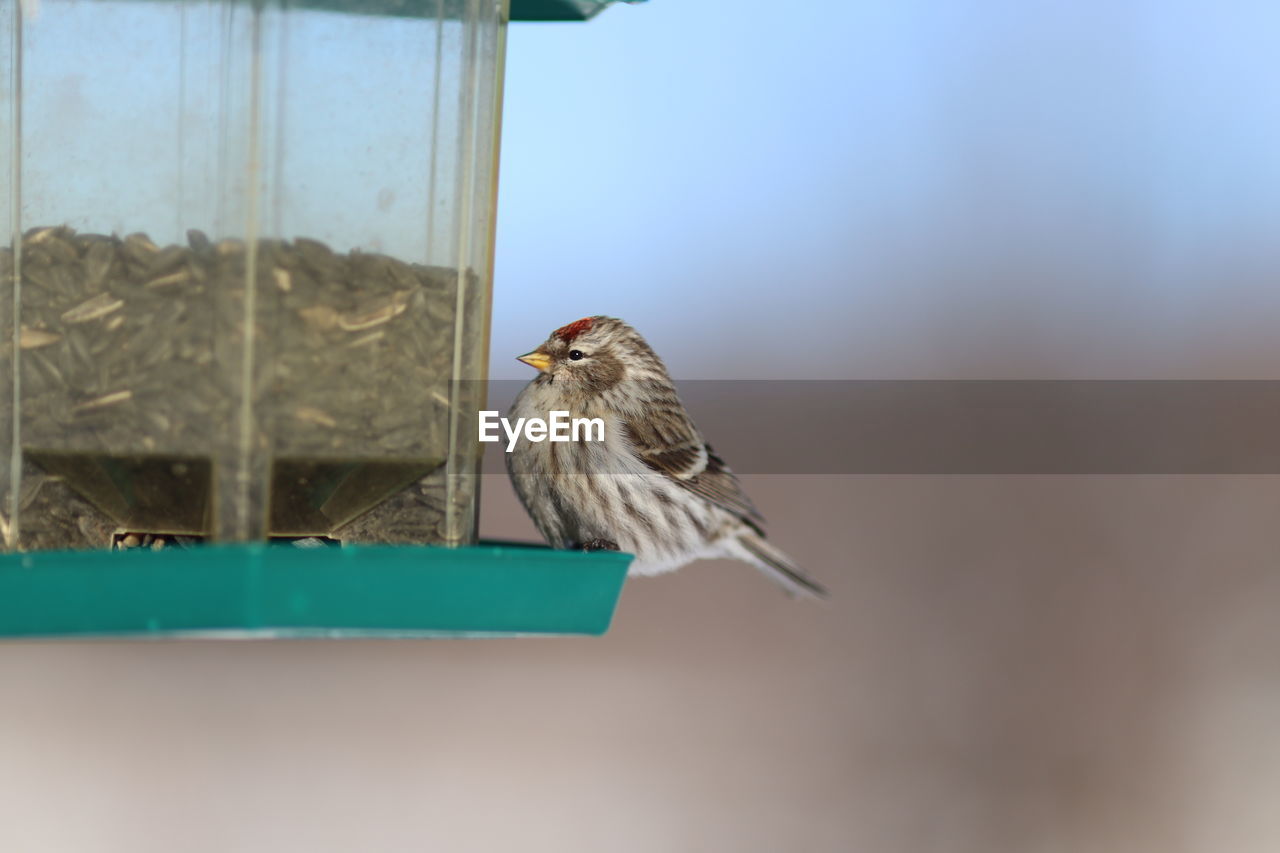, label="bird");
[506,315,827,599]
